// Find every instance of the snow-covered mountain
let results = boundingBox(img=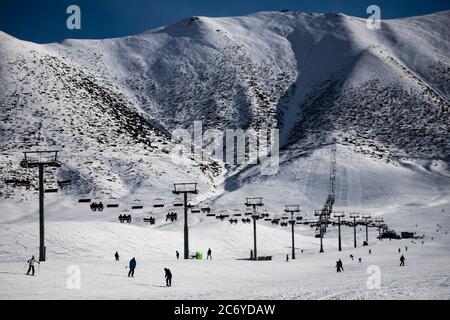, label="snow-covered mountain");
[0,10,449,203]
